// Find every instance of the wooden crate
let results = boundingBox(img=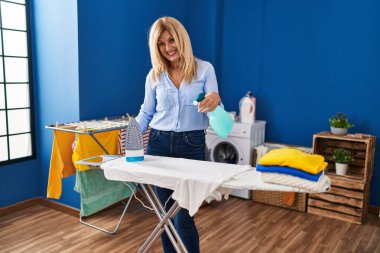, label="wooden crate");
[308,132,376,224]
